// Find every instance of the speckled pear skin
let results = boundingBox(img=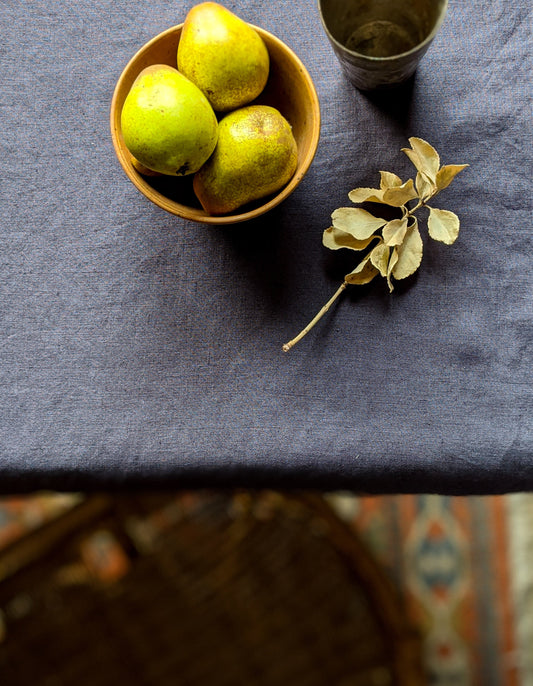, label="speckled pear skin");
[177,2,270,112]
[121,64,218,175]
[193,105,298,215]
